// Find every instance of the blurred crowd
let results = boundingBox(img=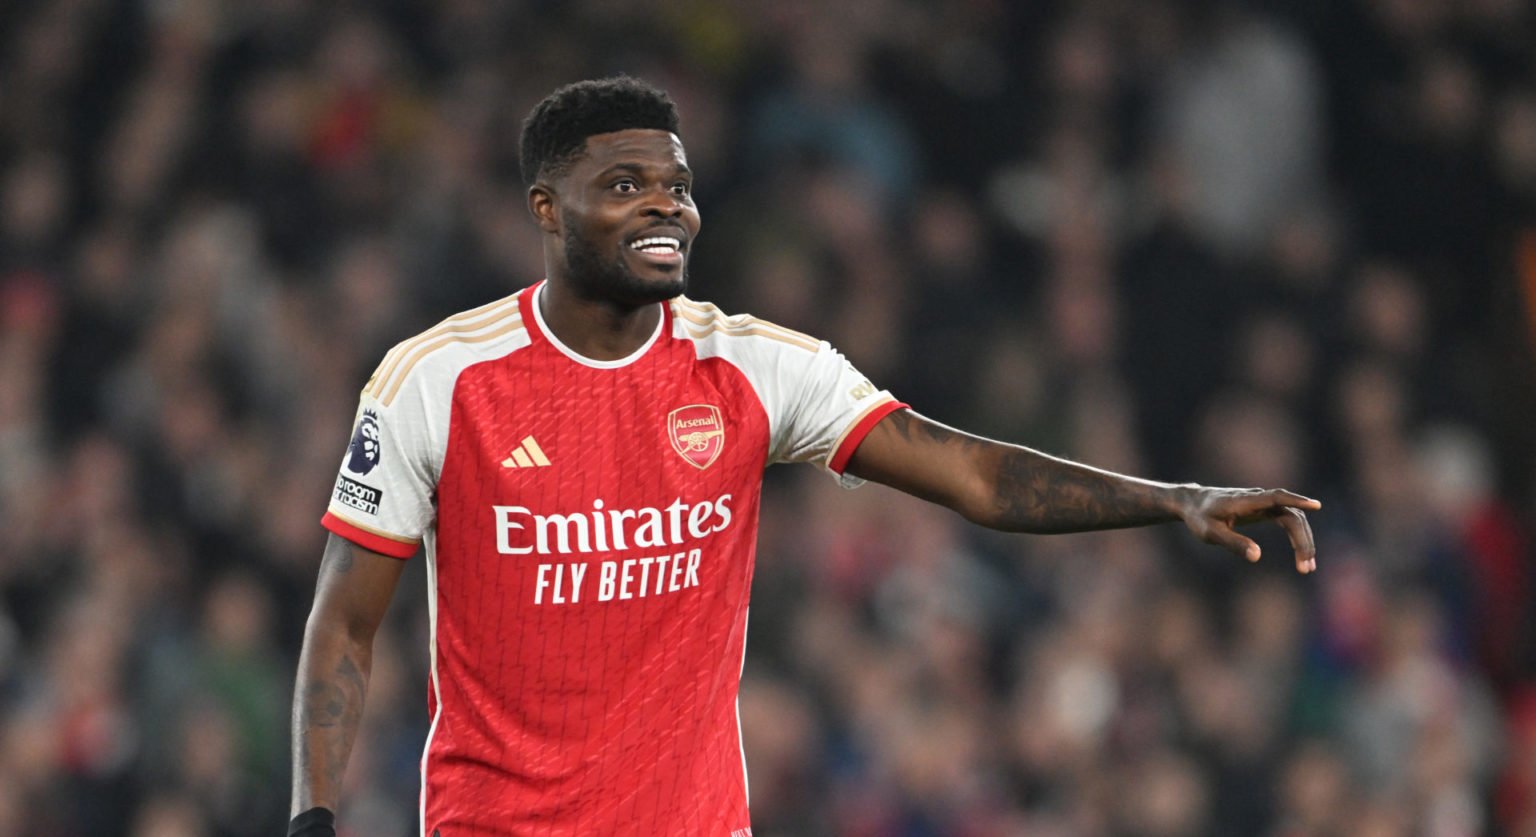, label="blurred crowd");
[2,0,1535,834]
